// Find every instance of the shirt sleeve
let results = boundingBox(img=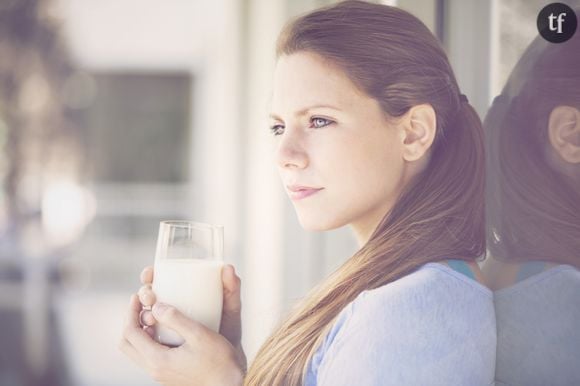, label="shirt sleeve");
[315,268,496,386]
